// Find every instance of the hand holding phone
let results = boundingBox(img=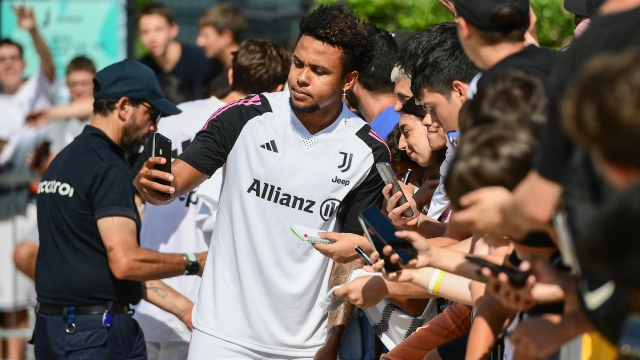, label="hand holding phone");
[465,255,528,287]
[376,162,414,217]
[359,205,417,274]
[152,133,172,199]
